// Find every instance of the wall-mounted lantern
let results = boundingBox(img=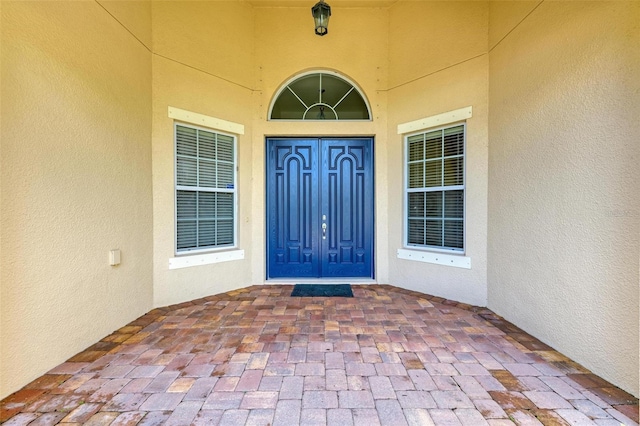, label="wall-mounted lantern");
[312,0,331,36]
